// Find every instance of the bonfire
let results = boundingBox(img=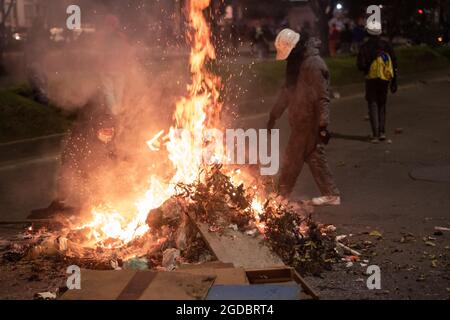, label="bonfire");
[10,0,337,275]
